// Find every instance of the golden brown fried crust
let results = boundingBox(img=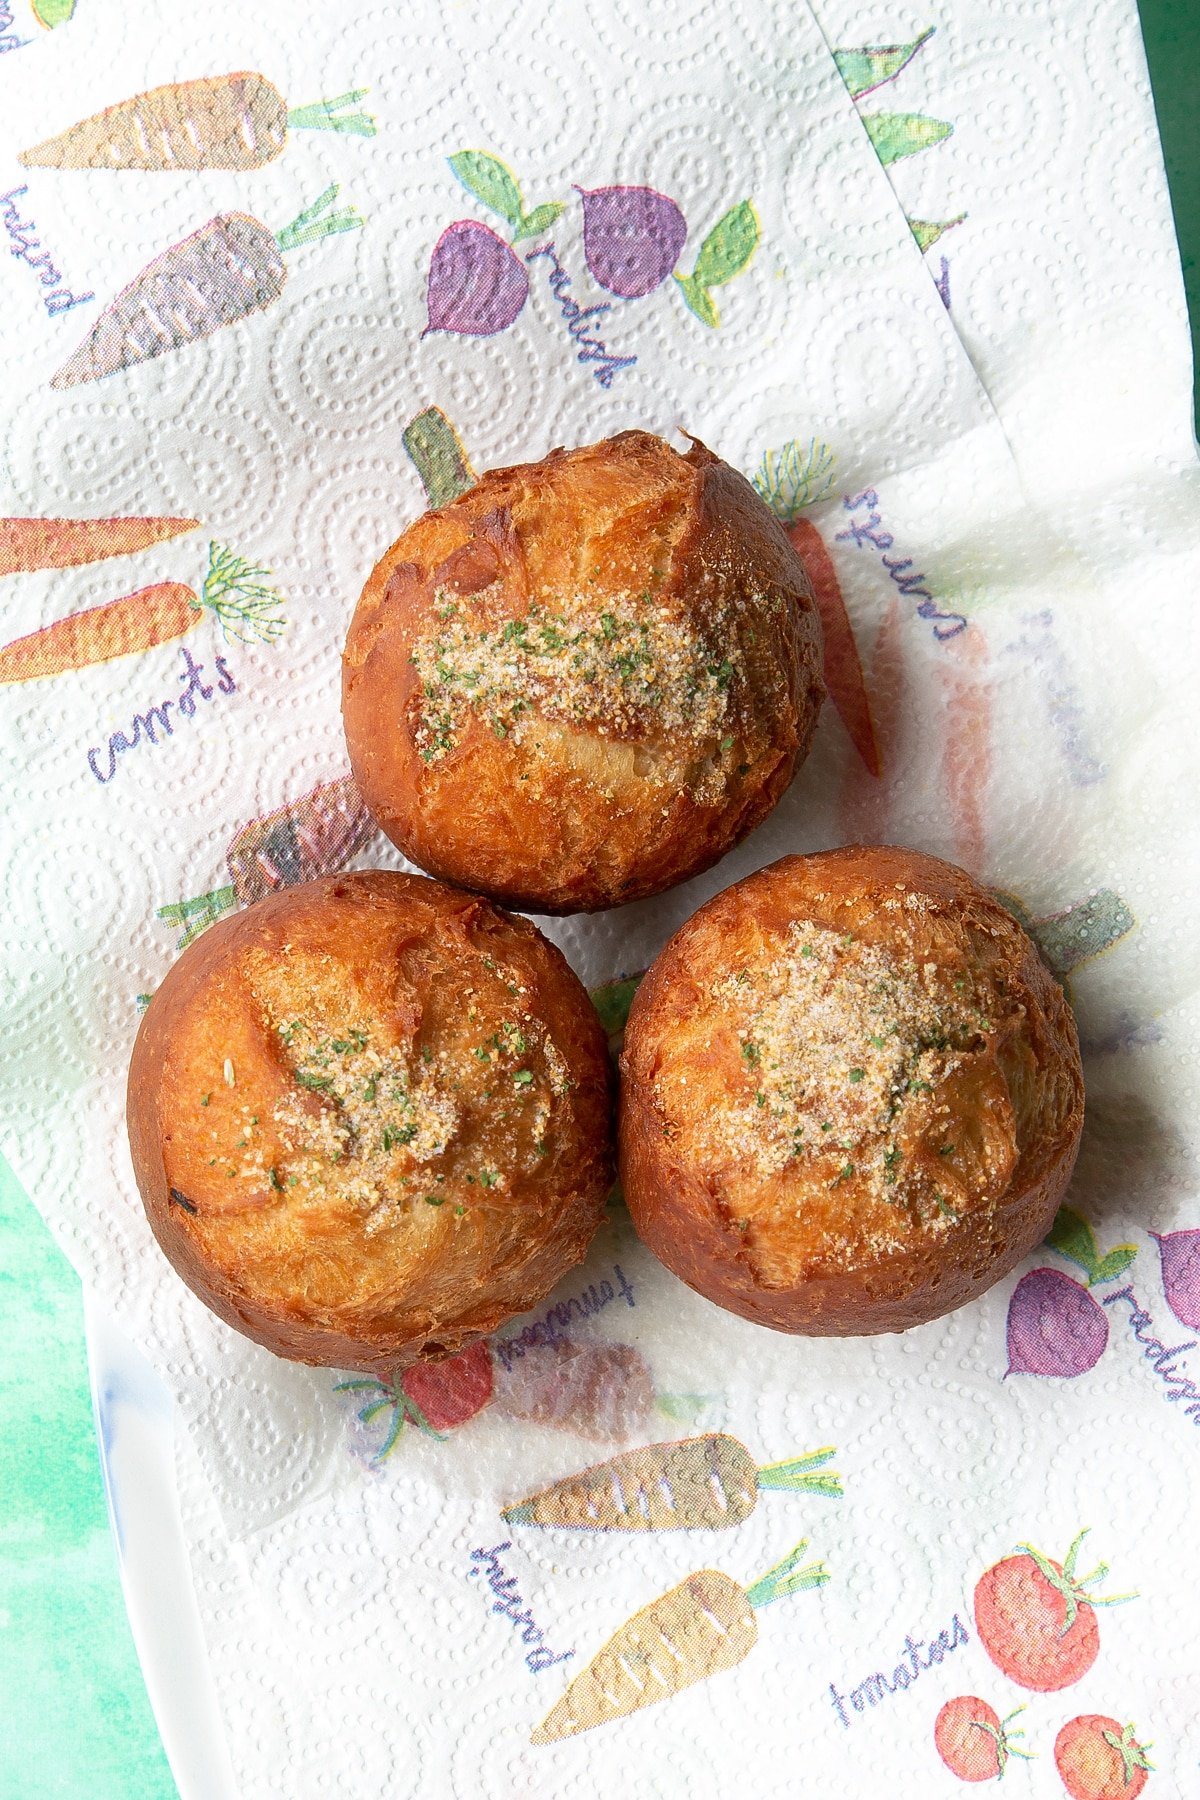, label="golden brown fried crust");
[127,871,614,1373]
[342,431,823,913]
[619,846,1084,1336]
